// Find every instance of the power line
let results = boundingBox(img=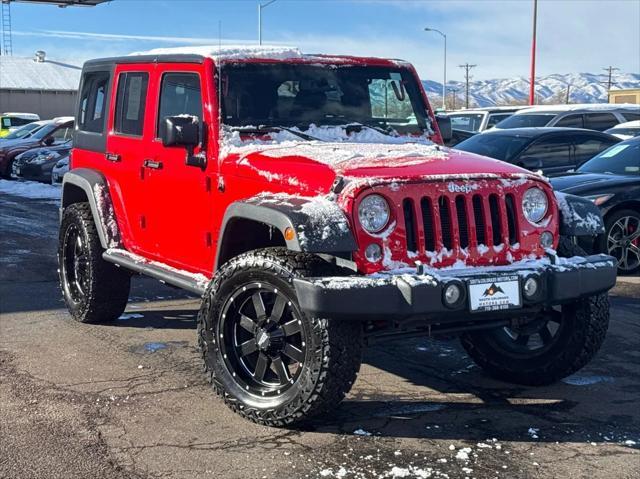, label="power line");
[458,63,477,109]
